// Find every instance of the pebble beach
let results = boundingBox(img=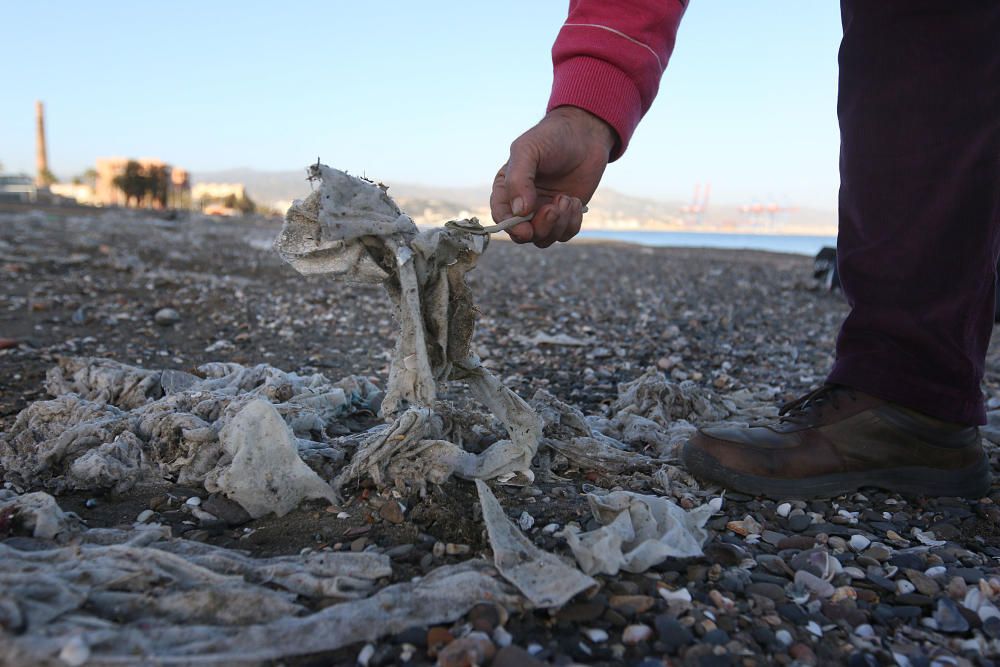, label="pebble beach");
[2,208,1000,667]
